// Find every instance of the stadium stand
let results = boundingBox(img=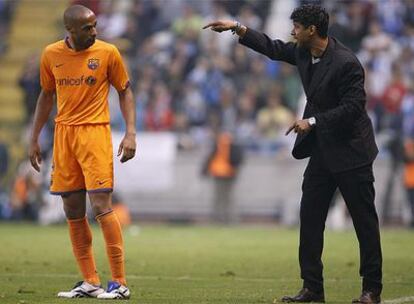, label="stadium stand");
[0,0,67,190]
